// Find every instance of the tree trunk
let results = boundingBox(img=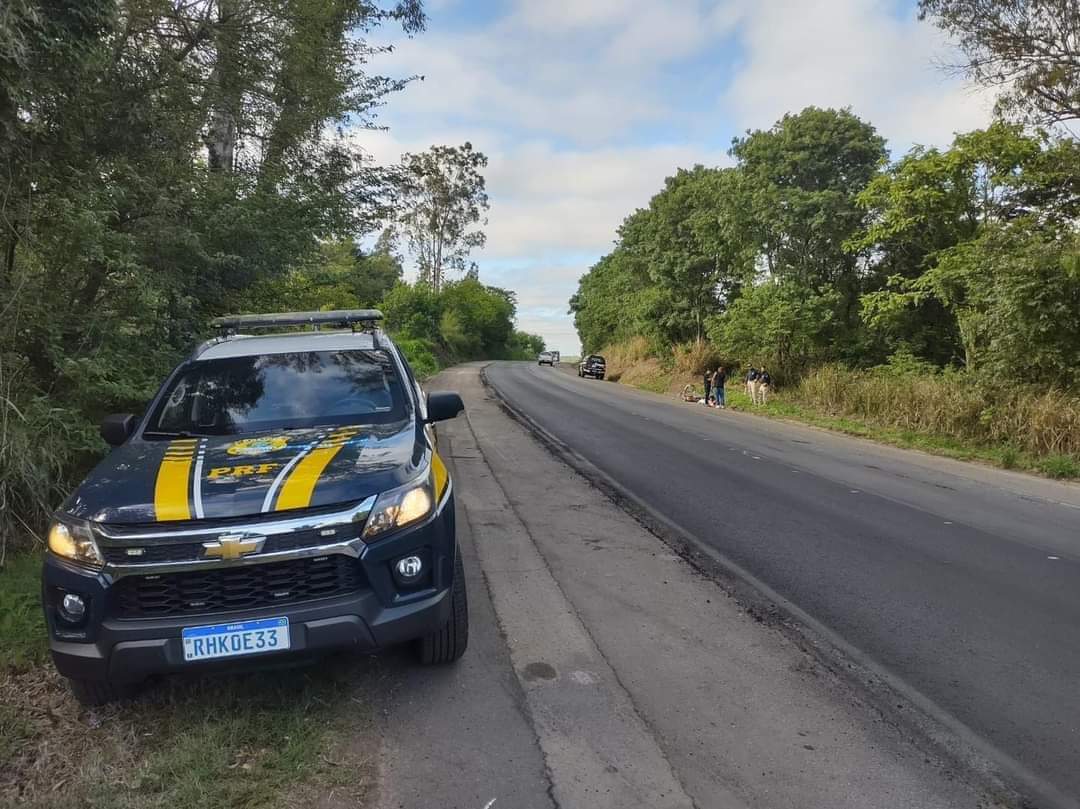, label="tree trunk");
[2,224,17,288]
[205,0,240,173]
